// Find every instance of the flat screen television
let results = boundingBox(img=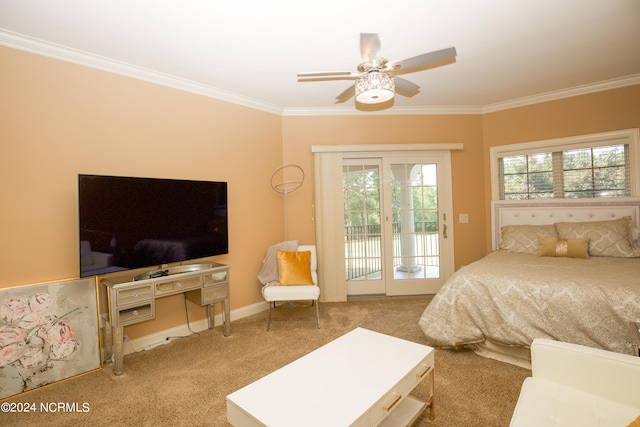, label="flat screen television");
[78,174,228,277]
